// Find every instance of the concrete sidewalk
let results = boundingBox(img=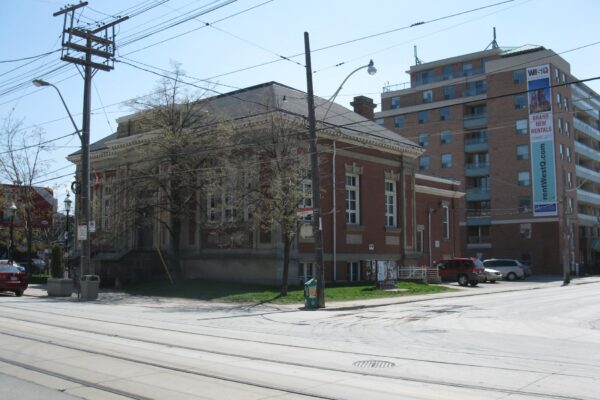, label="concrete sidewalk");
[20,275,600,312]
